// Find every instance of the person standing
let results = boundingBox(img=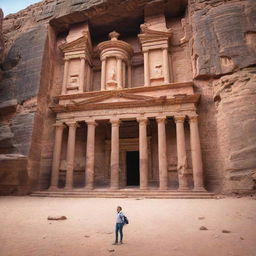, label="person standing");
[113,206,124,245]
